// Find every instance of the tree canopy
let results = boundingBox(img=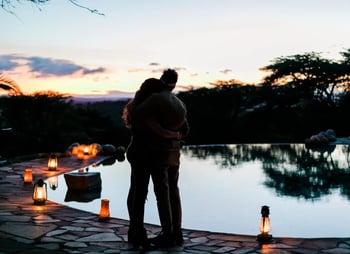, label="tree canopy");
[1,0,103,15]
[260,50,350,107]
